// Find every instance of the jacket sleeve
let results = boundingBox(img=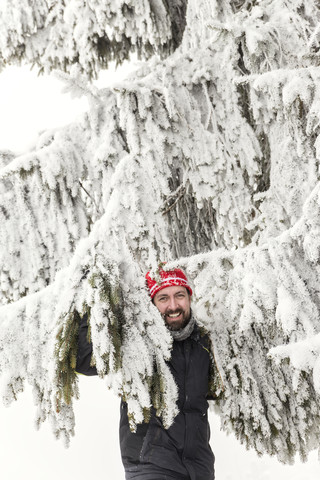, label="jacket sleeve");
[76,313,98,376]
